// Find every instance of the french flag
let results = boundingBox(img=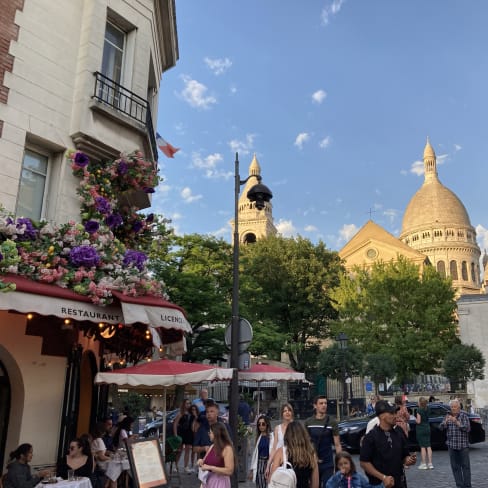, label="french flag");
[156,133,180,158]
